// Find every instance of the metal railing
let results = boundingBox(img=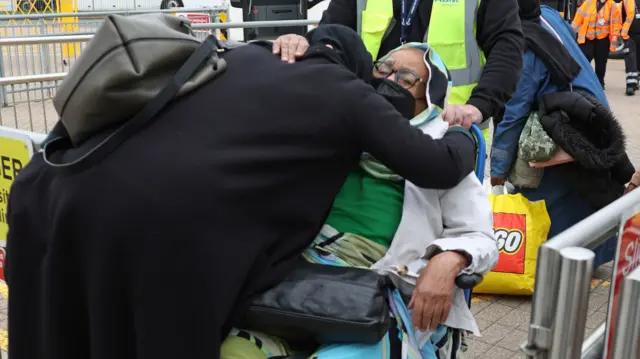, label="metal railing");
[0,32,89,131]
[0,20,320,133]
[521,187,640,358]
[0,7,228,20]
[0,72,64,131]
[0,7,228,95]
